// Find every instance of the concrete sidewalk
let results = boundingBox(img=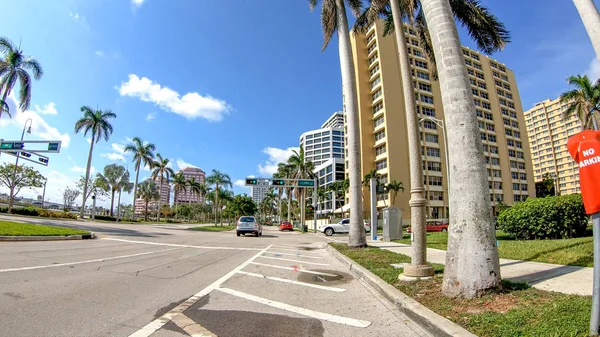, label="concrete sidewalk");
[371,241,592,296]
